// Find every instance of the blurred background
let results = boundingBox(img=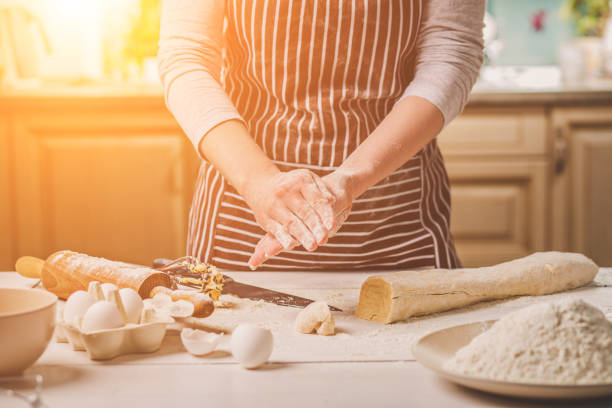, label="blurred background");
[0,0,611,270]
